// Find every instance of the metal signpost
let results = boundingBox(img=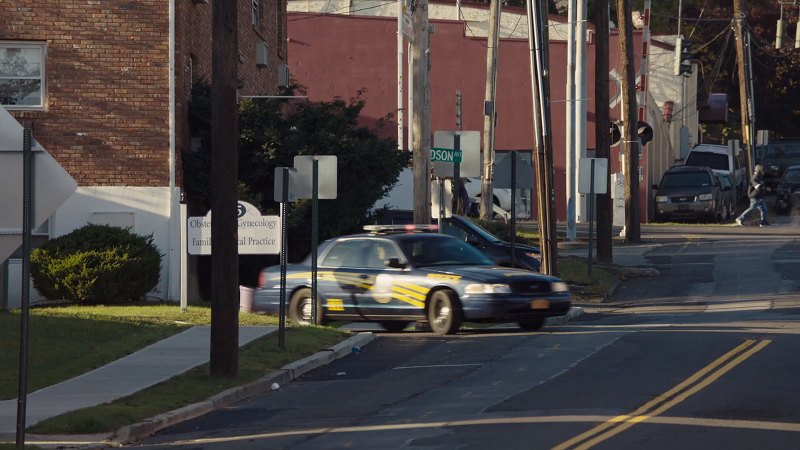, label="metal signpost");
[274,167,292,349]
[293,155,337,325]
[578,158,608,276]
